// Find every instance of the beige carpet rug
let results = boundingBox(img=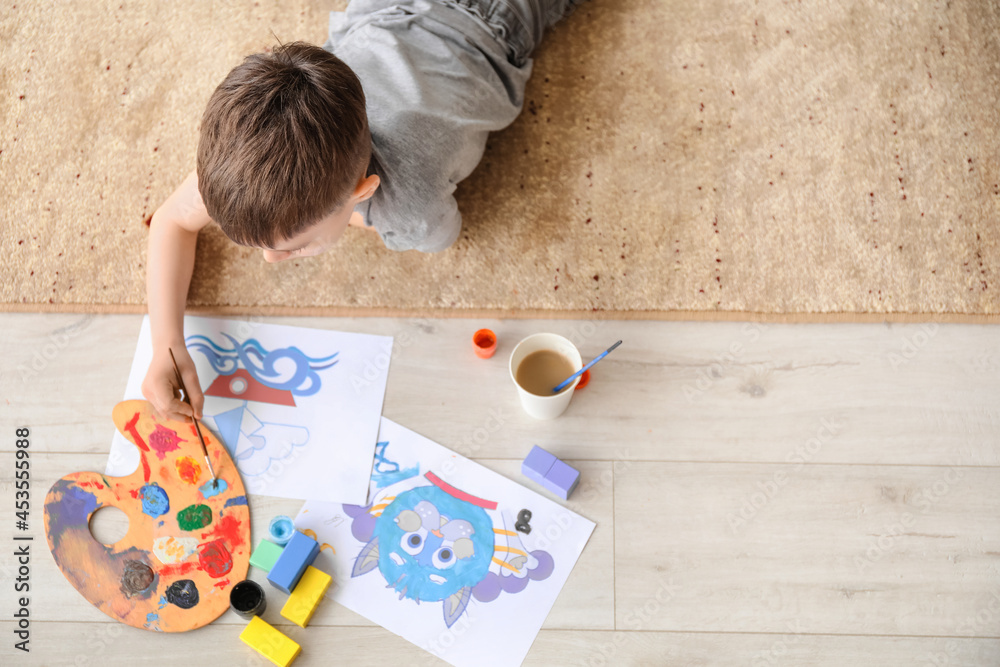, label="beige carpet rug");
[3,0,999,321]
